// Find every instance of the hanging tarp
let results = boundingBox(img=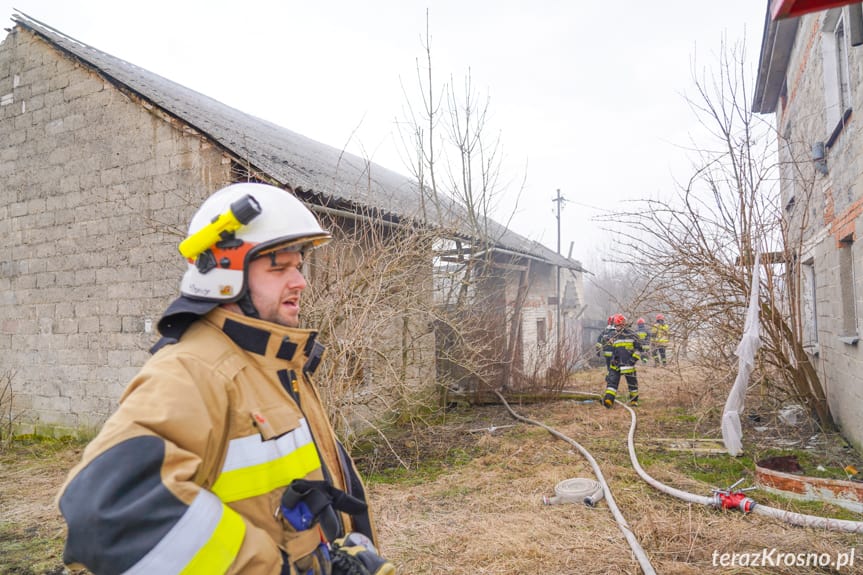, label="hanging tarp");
[722,252,762,456]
